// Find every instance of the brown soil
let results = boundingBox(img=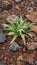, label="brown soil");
[0,0,37,65]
